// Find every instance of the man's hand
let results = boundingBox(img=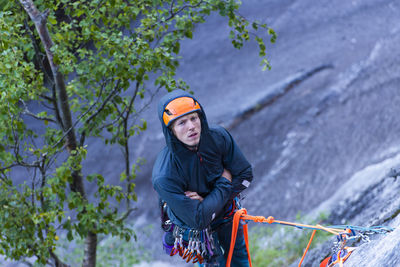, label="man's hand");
[185,191,204,202]
[185,169,231,202]
[222,168,232,182]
